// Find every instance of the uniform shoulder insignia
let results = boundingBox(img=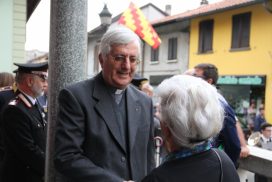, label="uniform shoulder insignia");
[18,93,32,108]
